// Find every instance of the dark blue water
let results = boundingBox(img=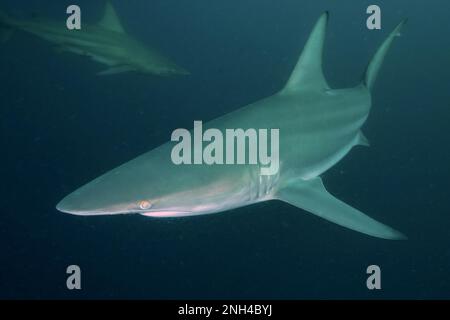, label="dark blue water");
[1,0,449,299]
